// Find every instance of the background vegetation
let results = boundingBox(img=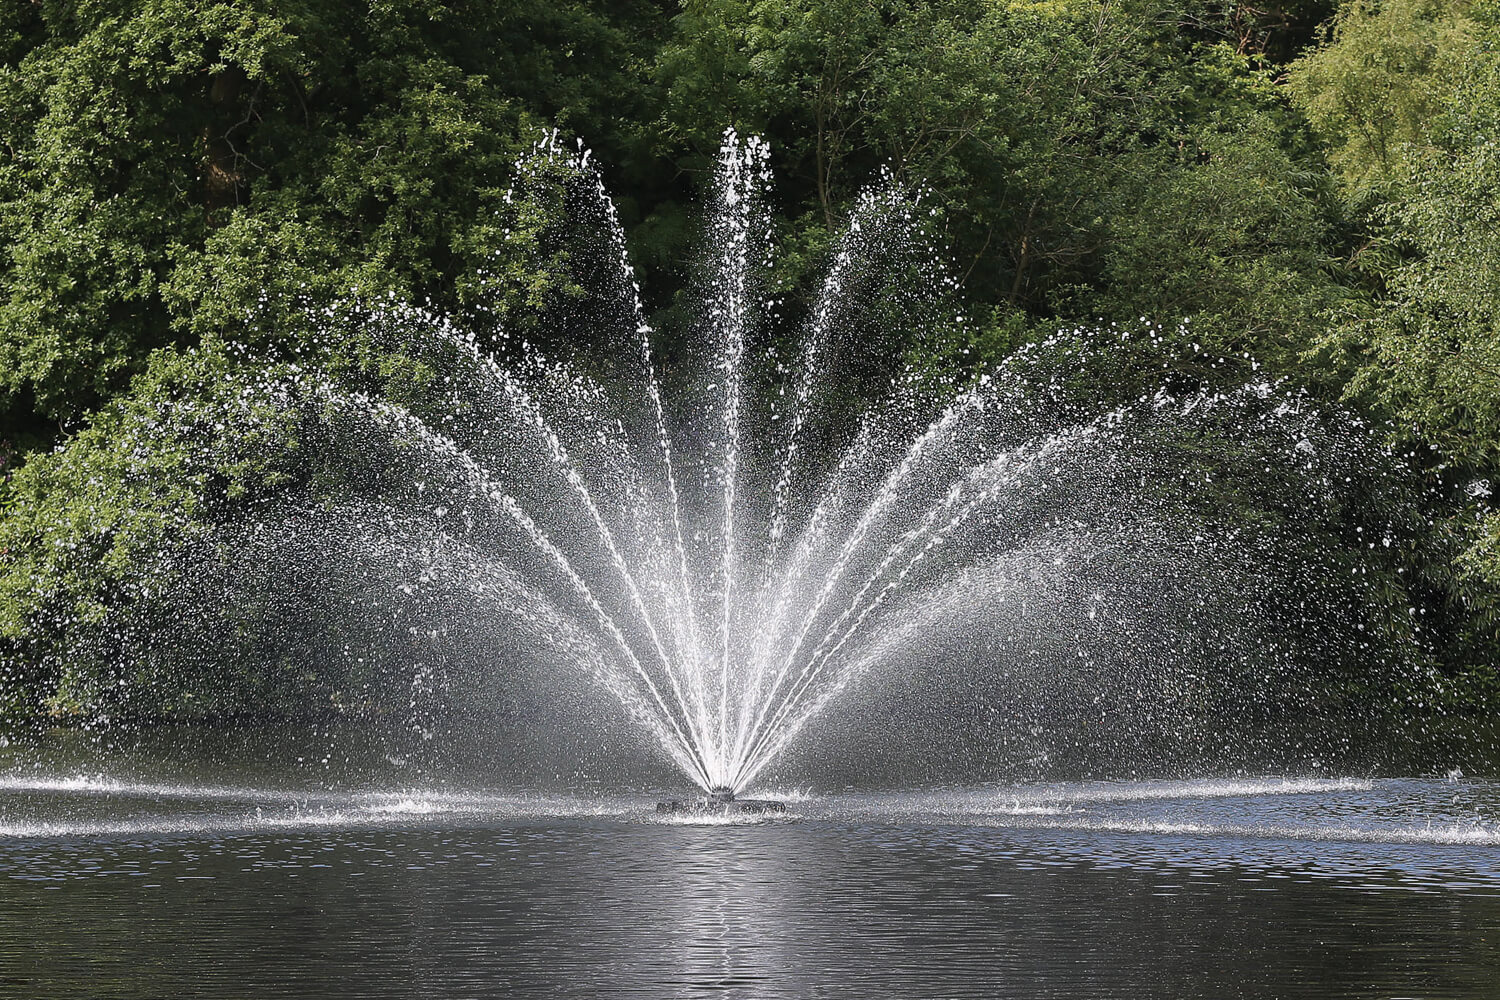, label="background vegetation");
[1,0,1495,724]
